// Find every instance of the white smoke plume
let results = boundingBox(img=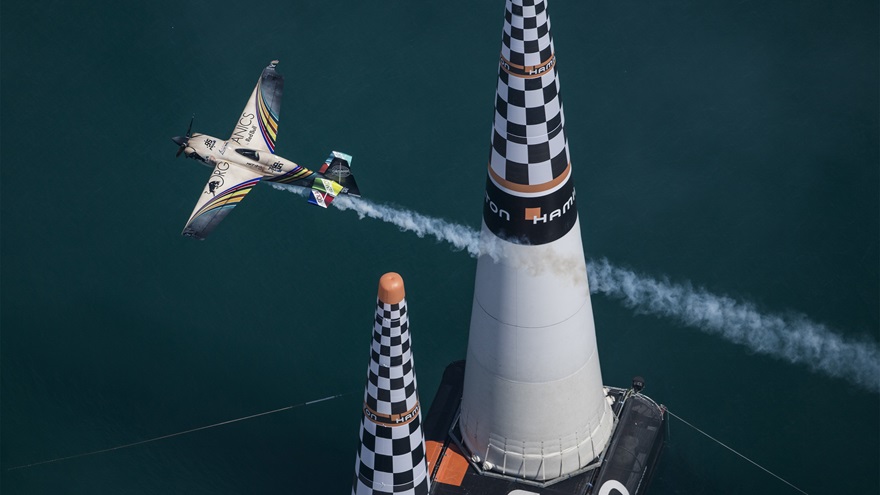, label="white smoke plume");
[587,259,880,393]
[271,184,485,257]
[330,194,486,258]
[271,185,880,392]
